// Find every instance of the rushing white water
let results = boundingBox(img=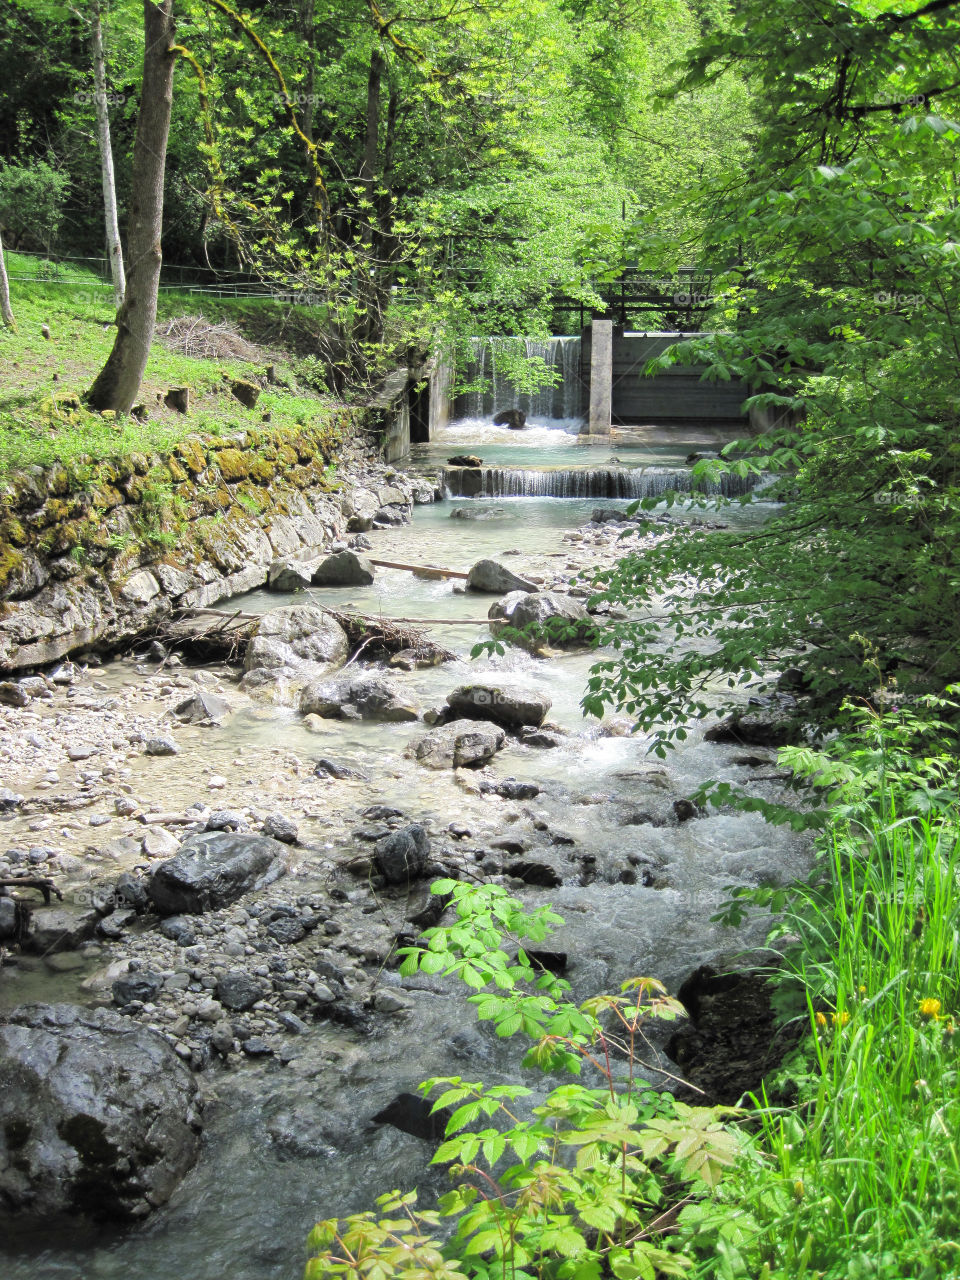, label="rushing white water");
[454,336,584,428]
[442,465,766,500]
